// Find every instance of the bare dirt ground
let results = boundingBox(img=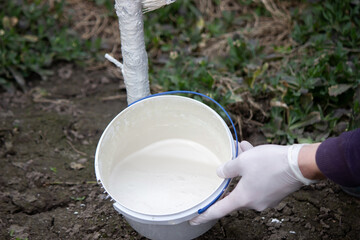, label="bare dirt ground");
[1,64,359,240]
